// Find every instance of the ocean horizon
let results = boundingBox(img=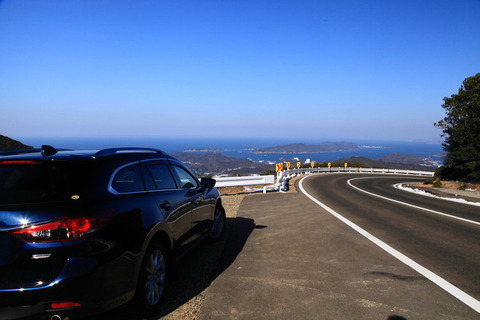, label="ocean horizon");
[17,136,445,165]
